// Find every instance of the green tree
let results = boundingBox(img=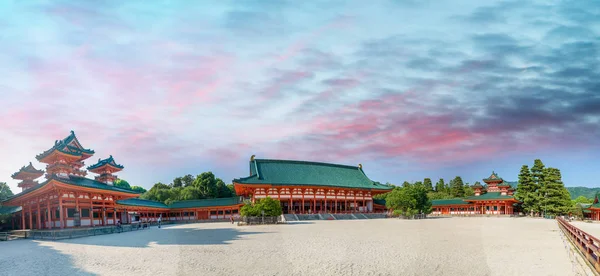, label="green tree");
[530,159,546,214]
[402,181,411,188]
[0,182,14,201]
[386,185,431,217]
[182,174,194,187]
[516,165,537,215]
[131,186,147,193]
[216,180,233,198]
[114,179,131,190]
[385,188,417,217]
[226,184,236,196]
[172,177,183,188]
[450,176,465,198]
[141,182,171,202]
[193,172,219,198]
[573,195,593,205]
[541,167,571,215]
[180,186,203,200]
[423,178,433,192]
[464,185,474,197]
[240,197,282,217]
[435,179,445,192]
